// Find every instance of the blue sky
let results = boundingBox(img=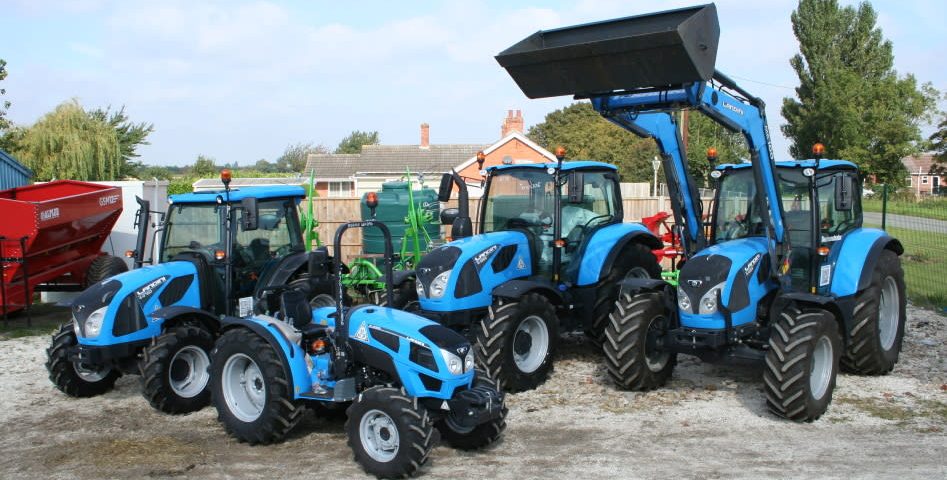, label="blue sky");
[2,0,943,167]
